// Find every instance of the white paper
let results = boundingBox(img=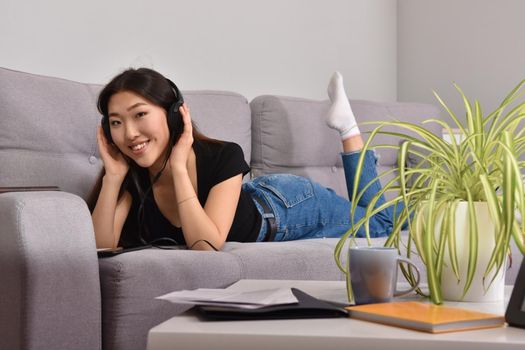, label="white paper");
[156,287,298,309]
